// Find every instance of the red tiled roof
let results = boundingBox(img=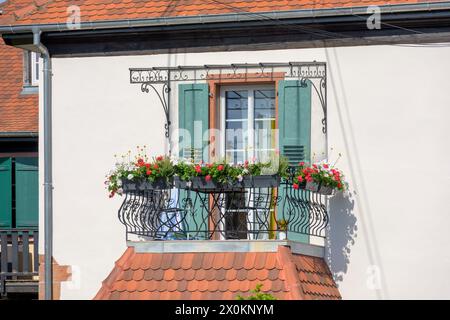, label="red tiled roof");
[94,246,341,300]
[0,1,38,133]
[0,0,445,26]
